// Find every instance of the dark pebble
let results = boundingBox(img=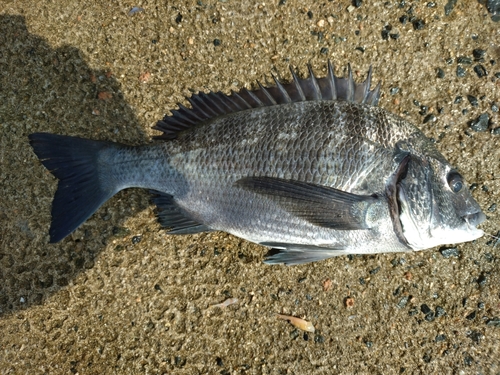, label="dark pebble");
[412,19,425,30]
[419,105,428,115]
[314,334,325,343]
[467,95,478,107]
[175,13,182,23]
[440,247,460,258]
[444,0,458,15]
[425,312,435,322]
[413,99,420,106]
[423,114,436,123]
[421,304,431,314]
[446,58,454,64]
[397,296,409,309]
[464,353,473,366]
[436,68,445,78]
[435,334,446,342]
[279,0,286,5]
[365,341,372,348]
[488,203,497,212]
[435,306,446,317]
[491,102,499,112]
[408,308,419,316]
[307,10,313,19]
[478,302,485,309]
[359,277,365,285]
[469,113,490,132]
[320,47,329,55]
[458,56,472,64]
[174,356,186,367]
[454,96,463,104]
[462,109,469,115]
[466,311,476,320]
[495,72,500,78]
[390,33,400,39]
[353,0,363,7]
[303,332,309,341]
[474,64,488,78]
[477,273,487,286]
[463,297,468,307]
[427,2,436,7]
[467,330,482,344]
[290,329,300,340]
[486,317,500,326]
[473,49,486,60]
[131,235,142,244]
[369,267,380,275]
[213,39,221,46]
[154,284,161,291]
[423,353,431,363]
[390,87,399,95]
[492,127,500,135]
[355,46,365,53]
[216,357,223,366]
[399,15,408,24]
[456,66,466,77]
[381,29,389,40]
[482,185,489,192]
